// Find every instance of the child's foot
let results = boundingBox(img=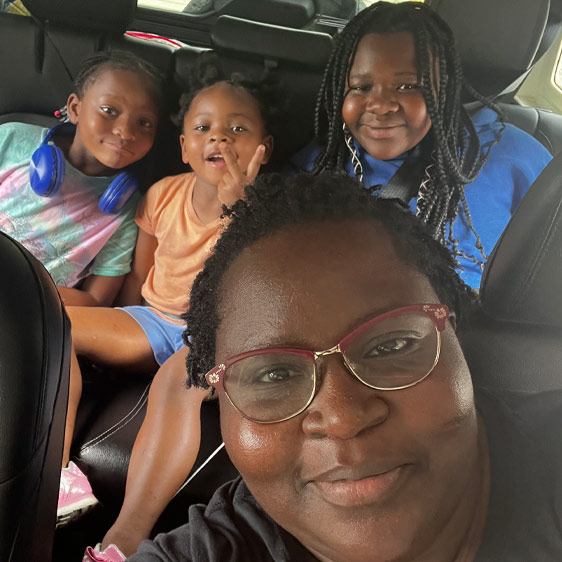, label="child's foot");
[57,461,99,527]
[102,526,148,558]
[83,544,126,562]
